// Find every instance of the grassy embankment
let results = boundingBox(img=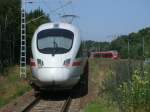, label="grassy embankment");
[0,66,31,108]
[84,59,150,112]
[84,59,119,112]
